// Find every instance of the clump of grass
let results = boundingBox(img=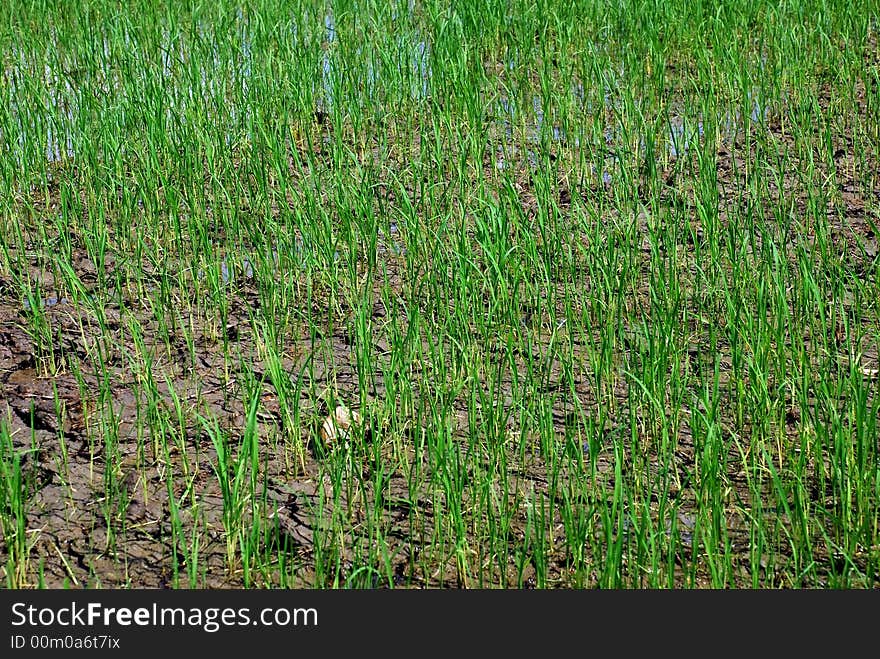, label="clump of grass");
[0,419,37,588]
